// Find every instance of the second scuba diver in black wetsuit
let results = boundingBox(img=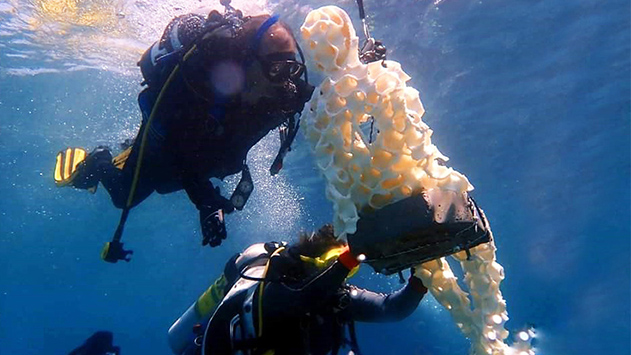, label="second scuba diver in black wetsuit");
[67,331,120,355]
[54,5,314,257]
[167,224,428,355]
